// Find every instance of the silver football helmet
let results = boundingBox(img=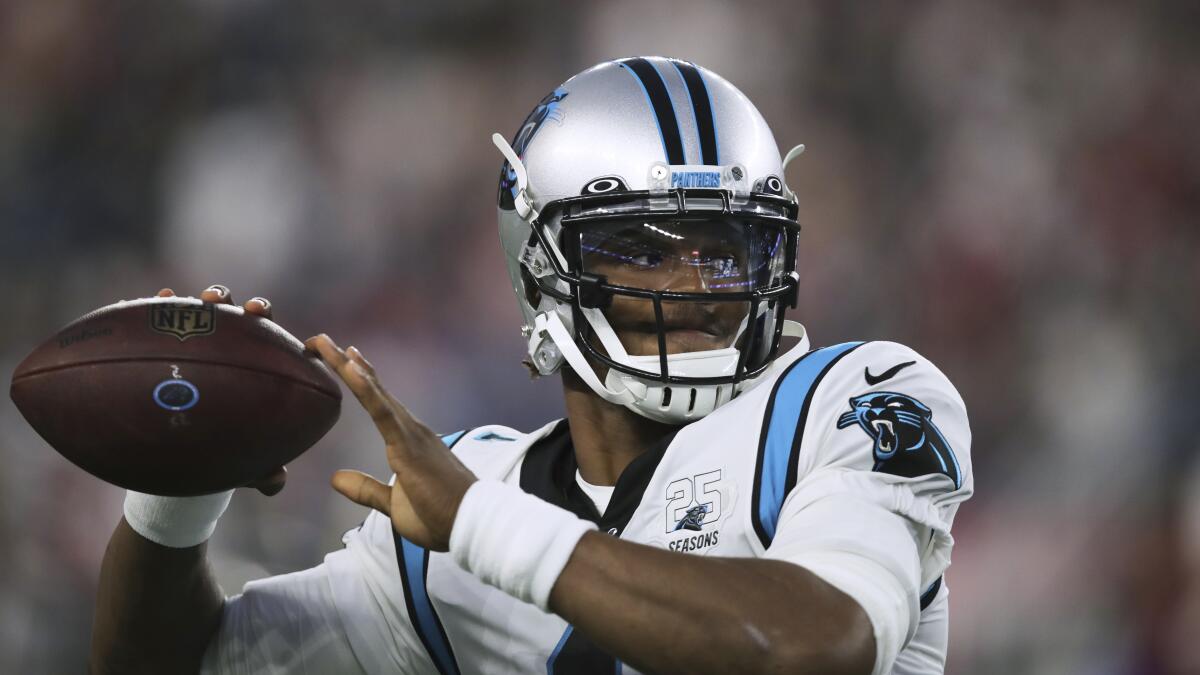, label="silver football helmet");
[495,57,807,424]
